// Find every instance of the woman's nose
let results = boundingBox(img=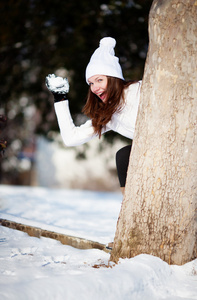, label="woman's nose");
[92,84,99,93]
